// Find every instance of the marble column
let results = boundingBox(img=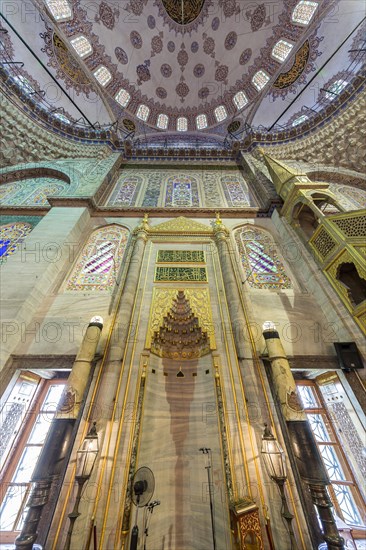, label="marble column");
[108,221,148,362]
[213,220,248,359]
[263,325,345,550]
[14,317,104,550]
